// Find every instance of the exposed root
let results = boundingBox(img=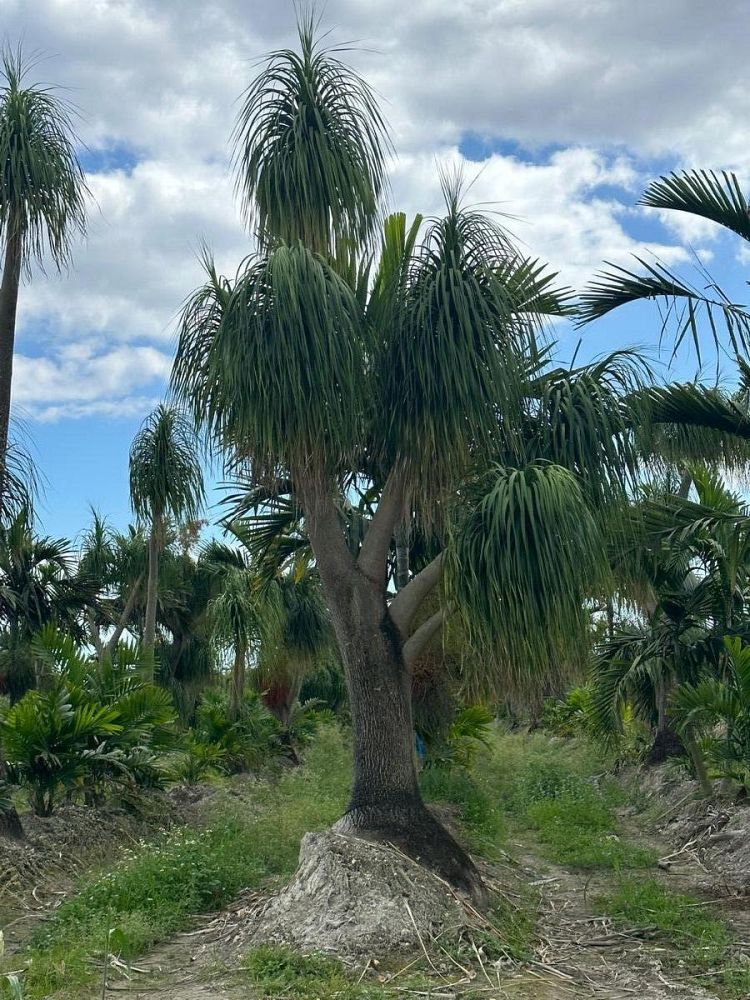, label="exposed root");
[245,830,473,958]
